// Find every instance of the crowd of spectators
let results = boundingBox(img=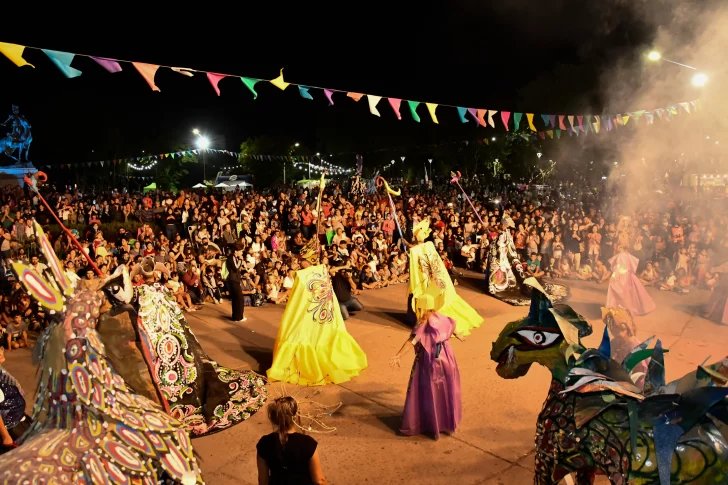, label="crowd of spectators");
[0,178,726,344]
